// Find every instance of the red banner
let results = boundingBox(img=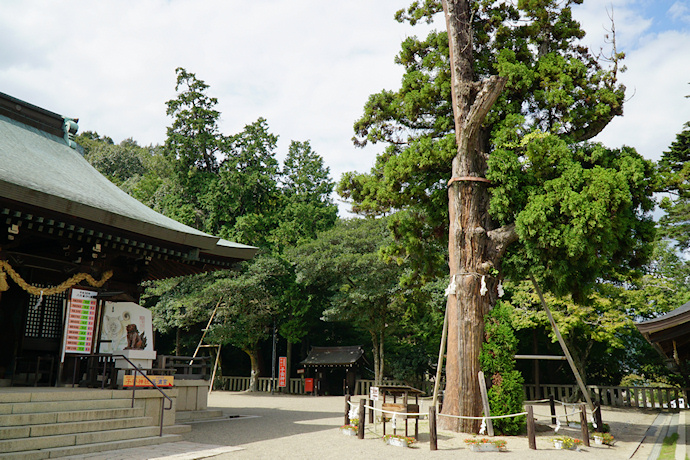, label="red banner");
[278,356,287,387]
